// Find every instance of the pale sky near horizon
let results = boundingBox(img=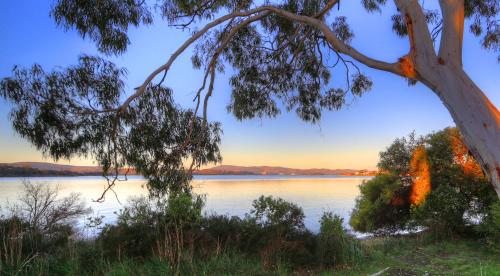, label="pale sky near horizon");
[1,1,499,170]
